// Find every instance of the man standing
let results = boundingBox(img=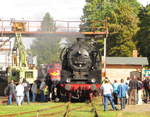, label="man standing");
[16,81,24,106]
[117,79,129,110]
[4,80,16,105]
[125,77,130,104]
[129,76,138,104]
[112,80,119,104]
[40,79,46,102]
[143,76,150,103]
[101,79,117,111]
[137,77,143,104]
[31,80,37,102]
[22,79,30,104]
